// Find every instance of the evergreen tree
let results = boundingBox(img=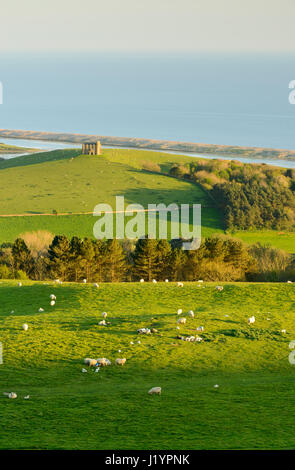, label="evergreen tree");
[12,238,32,275]
[48,235,71,280]
[132,238,159,281]
[104,239,127,282]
